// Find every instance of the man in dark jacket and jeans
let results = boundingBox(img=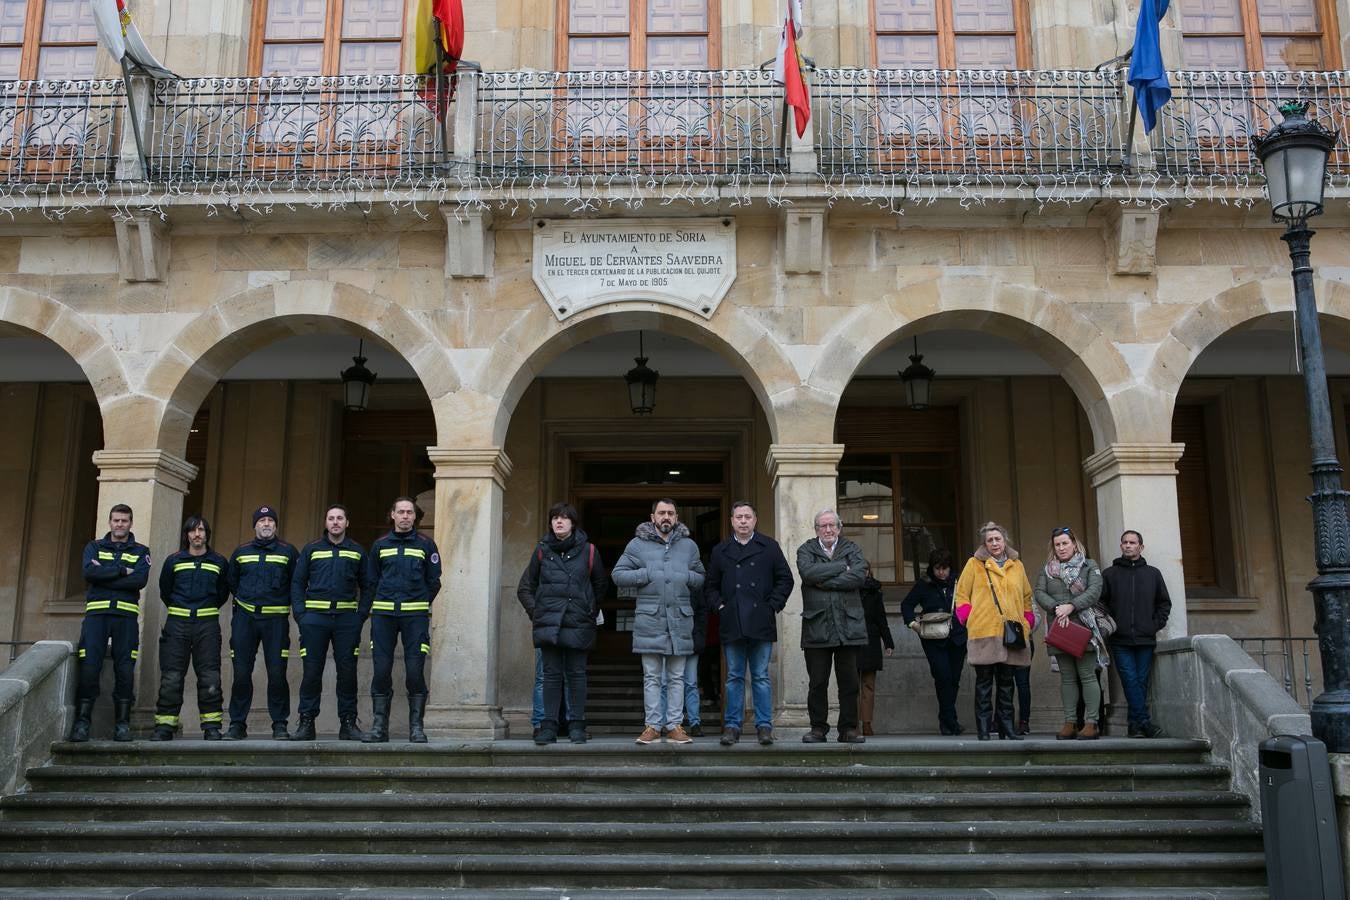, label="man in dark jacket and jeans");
[706,500,794,746]
[1101,530,1172,738]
